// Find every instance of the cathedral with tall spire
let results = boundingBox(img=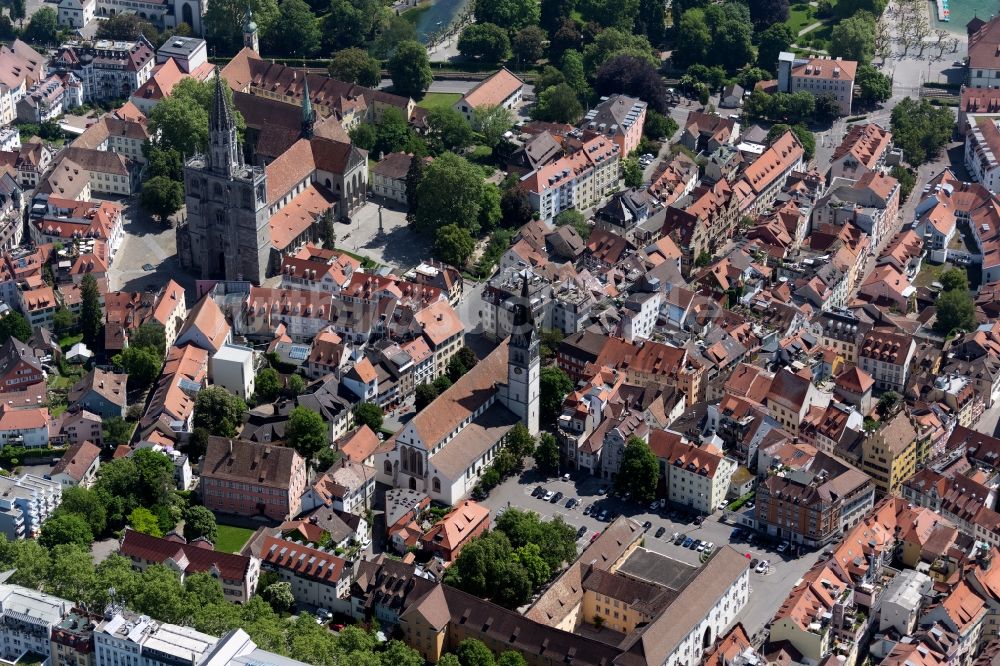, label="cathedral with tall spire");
[176,69,272,284]
[176,66,369,285]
